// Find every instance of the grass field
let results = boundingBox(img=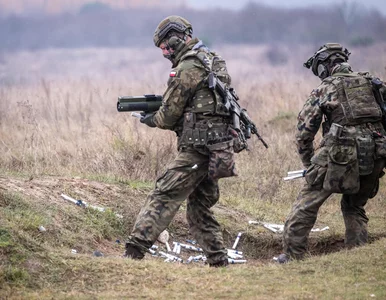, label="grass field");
[1,43,386,299]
